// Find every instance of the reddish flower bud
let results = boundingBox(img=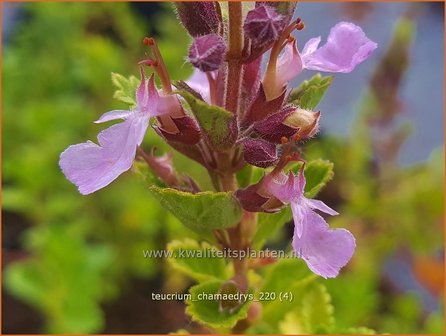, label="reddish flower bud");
[175,2,222,37]
[154,115,201,145]
[253,106,300,143]
[259,2,297,26]
[244,5,284,49]
[138,149,179,186]
[235,178,284,213]
[242,84,287,126]
[188,34,227,72]
[242,138,278,168]
[283,108,321,139]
